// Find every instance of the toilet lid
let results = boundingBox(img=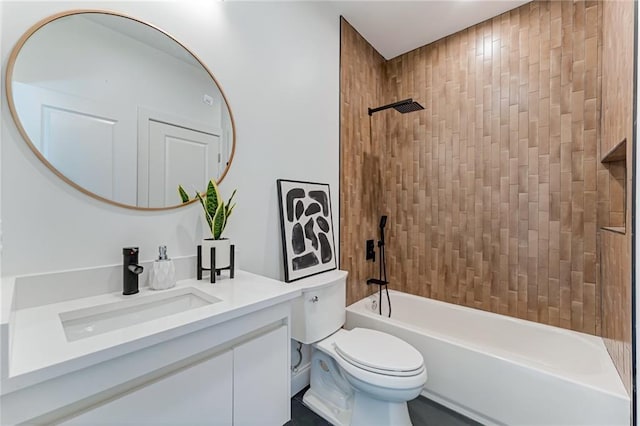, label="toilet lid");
[333,328,424,375]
